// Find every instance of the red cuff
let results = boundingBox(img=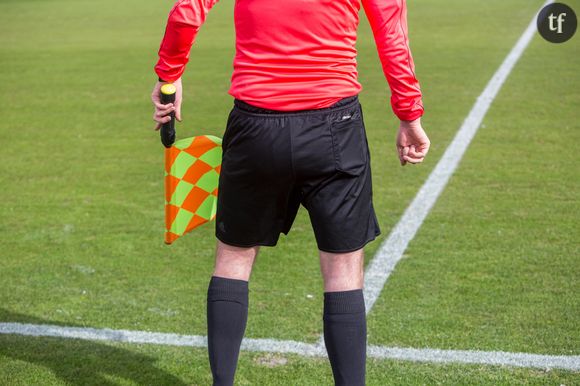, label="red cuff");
[396,107,424,122]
